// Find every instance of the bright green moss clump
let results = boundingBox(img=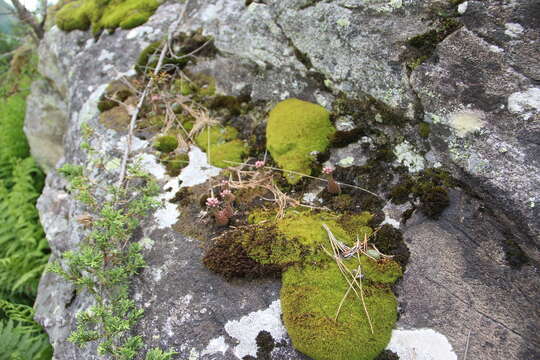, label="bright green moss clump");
[194,126,248,168]
[282,264,398,360]
[266,98,335,184]
[56,0,159,34]
[205,209,402,360]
